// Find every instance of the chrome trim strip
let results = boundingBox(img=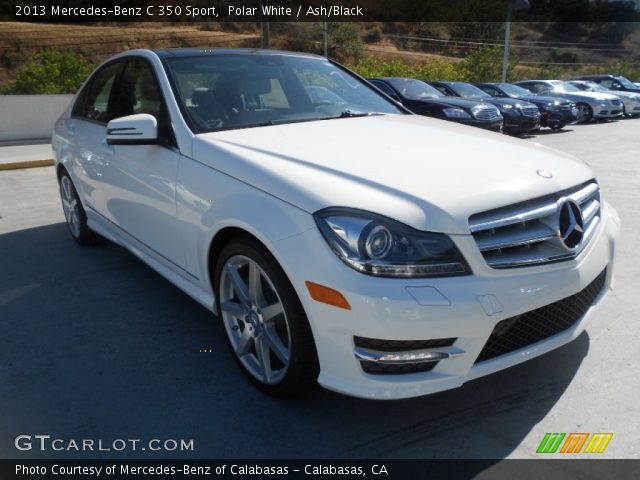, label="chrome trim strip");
[568,182,599,205]
[476,223,557,252]
[582,199,600,225]
[354,346,465,365]
[487,251,575,269]
[469,202,558,233]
